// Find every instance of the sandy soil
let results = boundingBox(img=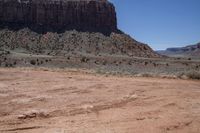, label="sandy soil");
[0,68,200,133]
